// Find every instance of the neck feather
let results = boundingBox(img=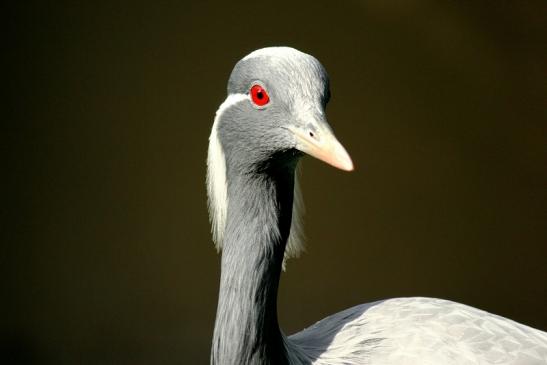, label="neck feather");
[211,166,295,365]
